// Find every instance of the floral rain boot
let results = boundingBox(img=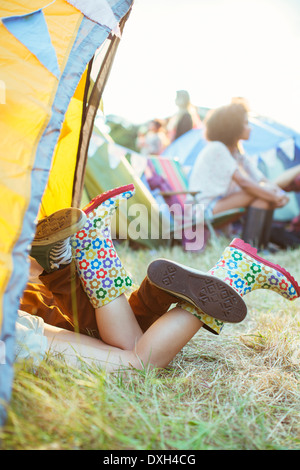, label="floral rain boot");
[71,185,135,308]
[209,238,300,300]
[147,237,300,337]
